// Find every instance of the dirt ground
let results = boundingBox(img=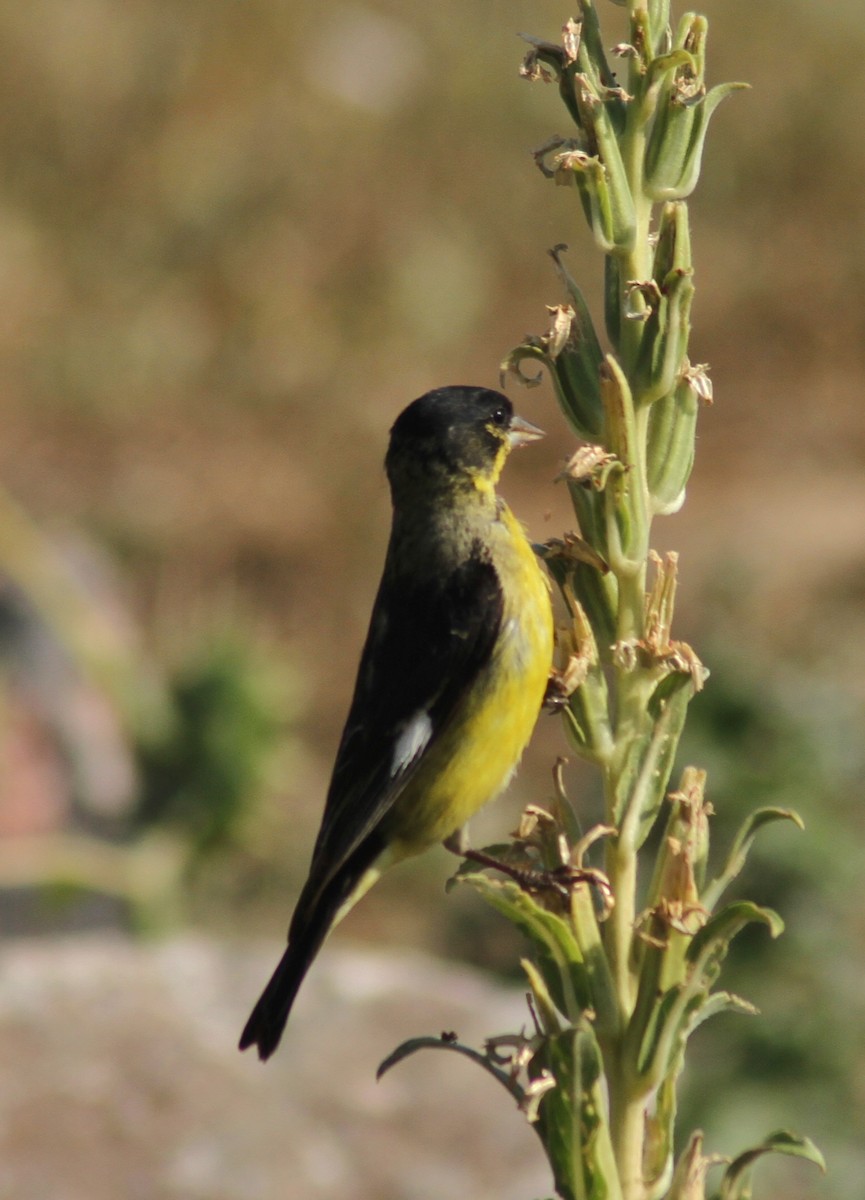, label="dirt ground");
[0,933,552,1200]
